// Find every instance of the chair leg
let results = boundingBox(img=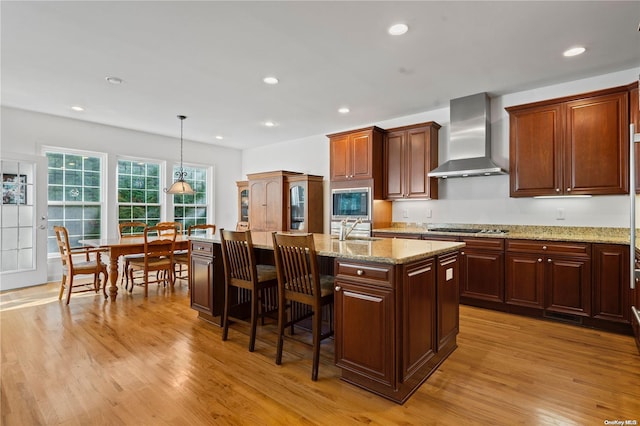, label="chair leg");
[101,268,109,299]
[66,275,74,305]
[222,283,230,341]
[128,268,135,293]
[275,293,286,365]
[58,274,67,300]
[249,289,258,352]
[144,271,149,297]
[311,308,321,381]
